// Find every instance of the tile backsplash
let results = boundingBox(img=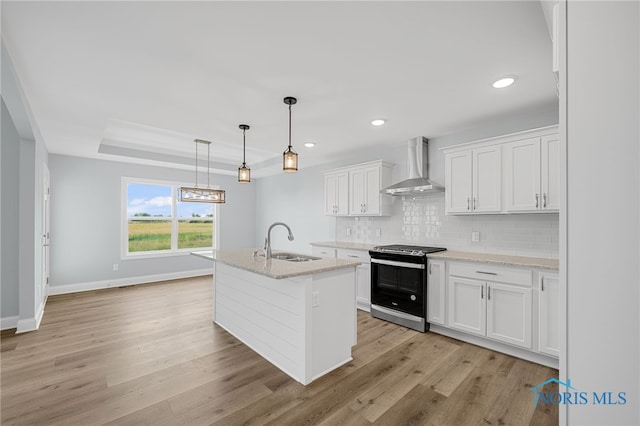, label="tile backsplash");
[336,193,559,258]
